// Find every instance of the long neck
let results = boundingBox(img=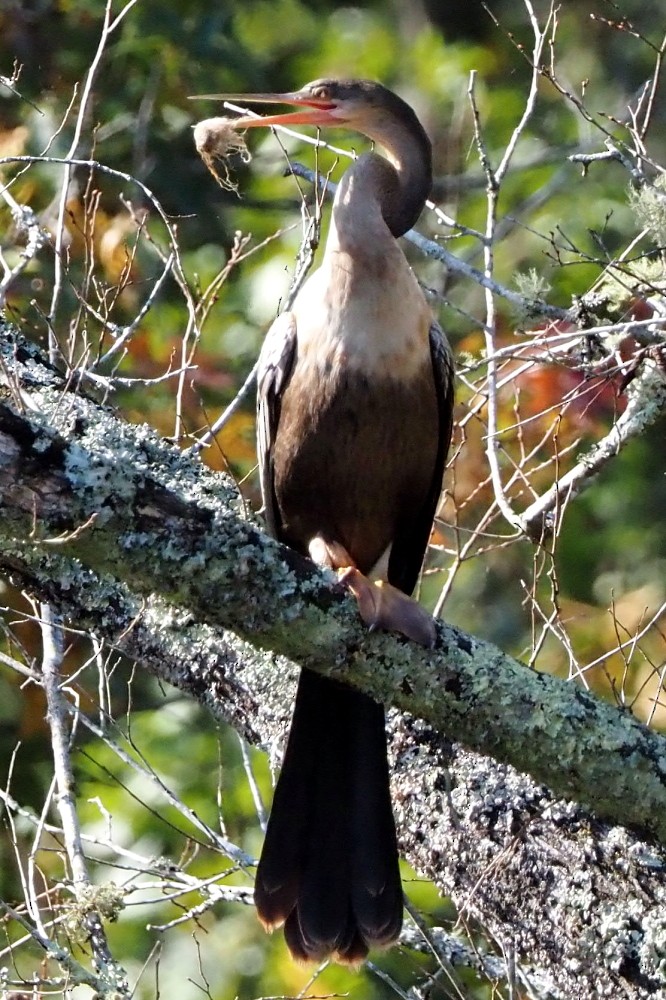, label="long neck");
[336,104,432,238]
[327,100,431,250]
[361,108,432,237]
[328,146,428,259]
